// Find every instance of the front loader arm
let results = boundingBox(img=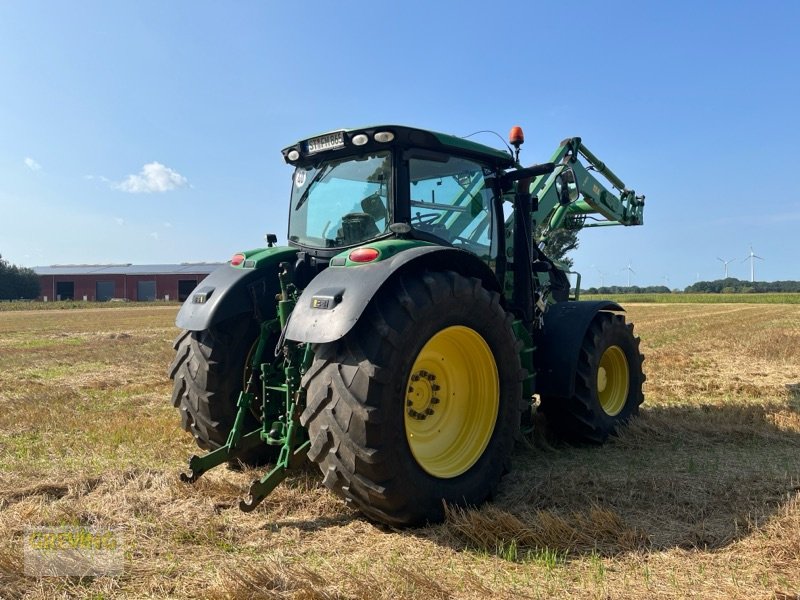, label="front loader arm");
[528,137,645,233]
